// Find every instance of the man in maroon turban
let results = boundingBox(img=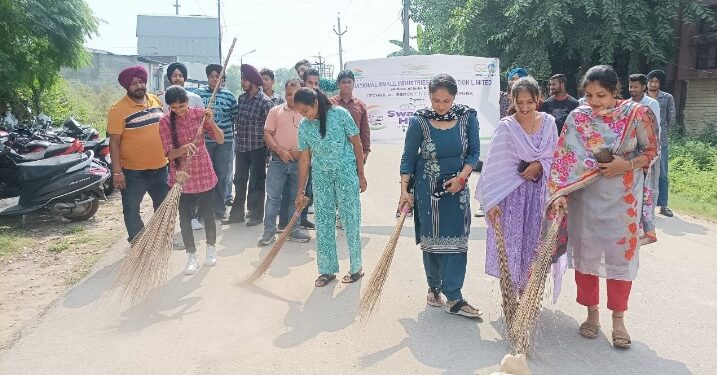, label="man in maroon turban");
[223,63,273,227]
[108,65,173,245]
